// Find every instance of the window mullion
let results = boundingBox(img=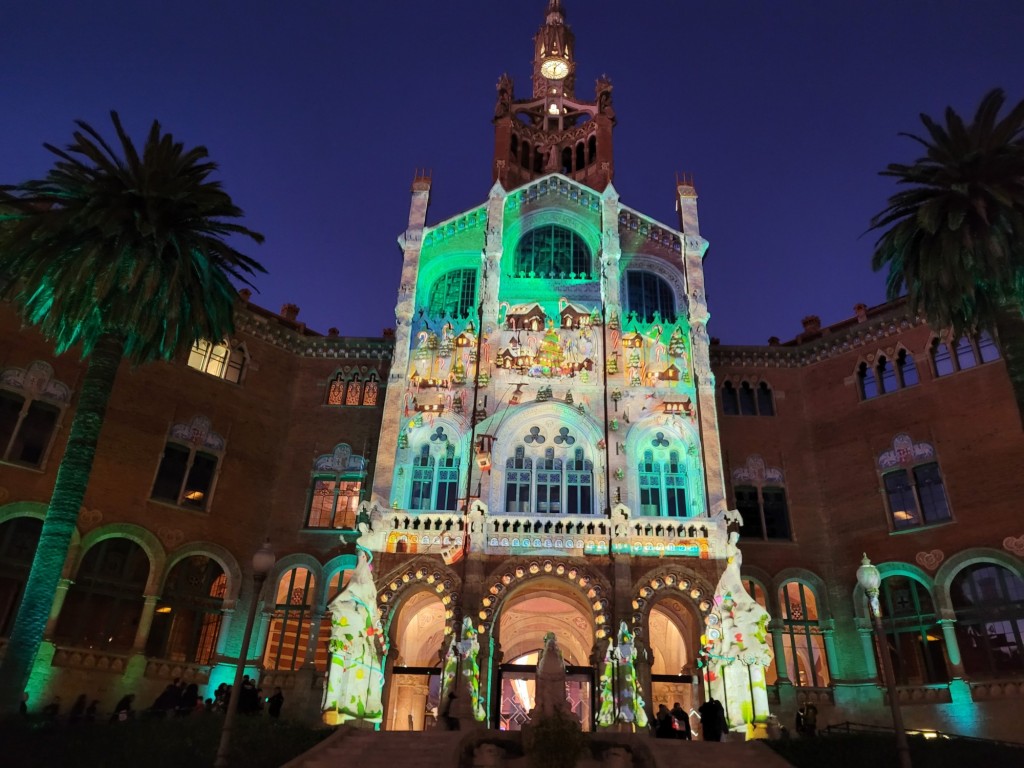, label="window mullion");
[178,448,197,505]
